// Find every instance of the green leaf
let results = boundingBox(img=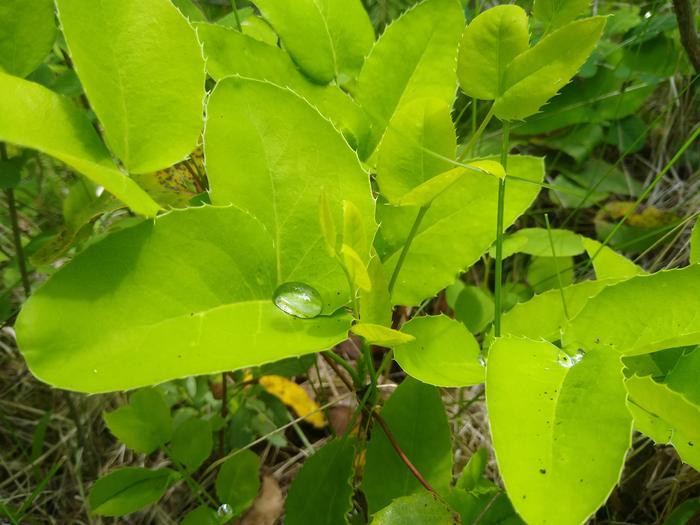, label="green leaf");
[15,207,352,393]
[252,0,374,84]
[457,5,529,100]
[665,347,700,406]
[691,218,699,265]
[446,489,524,525]
[362,378,452,514]
[496,279,610,343]
[56,0,205,173]
[376,98,456,203]
[103,389,172,454]
[487,336,632,525]
[350,324,415,346]
[0,155,24,190]
[453,286,494,334]
[0,0,56,78]
[581,237,646,280]
[170,417,212,472]
[343,200,369,258]
[494,17,606,121]
[360,255,393,326]
[534,0,591,32]
[182,506,219,525]
[563,266,700,356]
[342,244,372,292]
[527,255,573,294]
[286,438,356,525]
[395,168,465,208]
[195,23,368,148]
[379,155,544,306]
[626,375,700,471]
[216,450,261,517]
[662,498,700,525]
[89,467,178,516]
[490,228,585,258]
[395,315,484,387]
[0,73,160,217]
[357,0,464,158]
[369,492,457,524]
[205,78,376,313]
